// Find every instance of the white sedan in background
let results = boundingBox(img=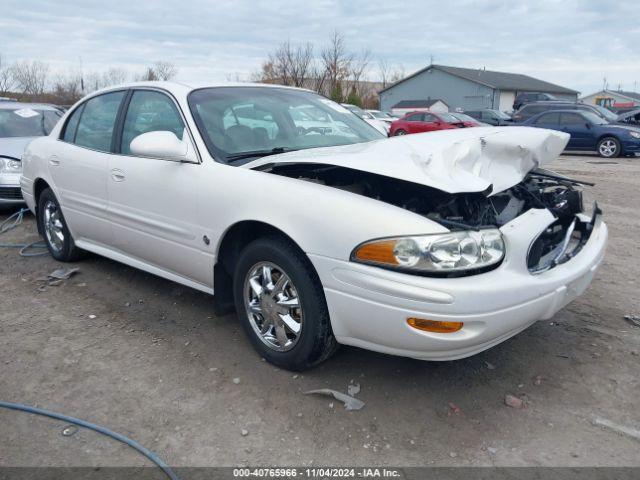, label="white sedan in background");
[340,103,389,135]
[0,102,62,206]
[21,82,607,370]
